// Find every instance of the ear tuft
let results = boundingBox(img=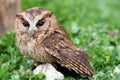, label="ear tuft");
[16,13,24,20]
